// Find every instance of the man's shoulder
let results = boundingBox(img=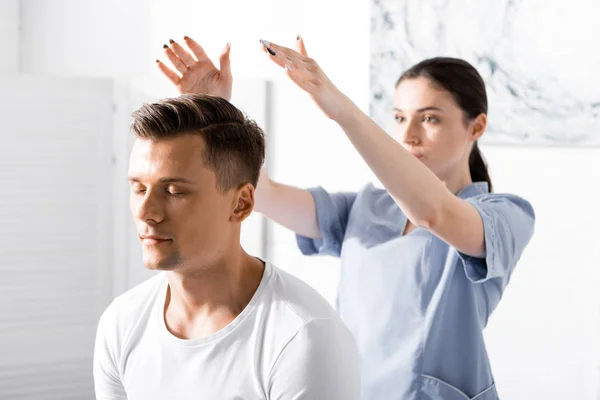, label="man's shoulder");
[257,263,354,375]
[98,273,165,334]
[265,263,340,326]
[261,264,360,398]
